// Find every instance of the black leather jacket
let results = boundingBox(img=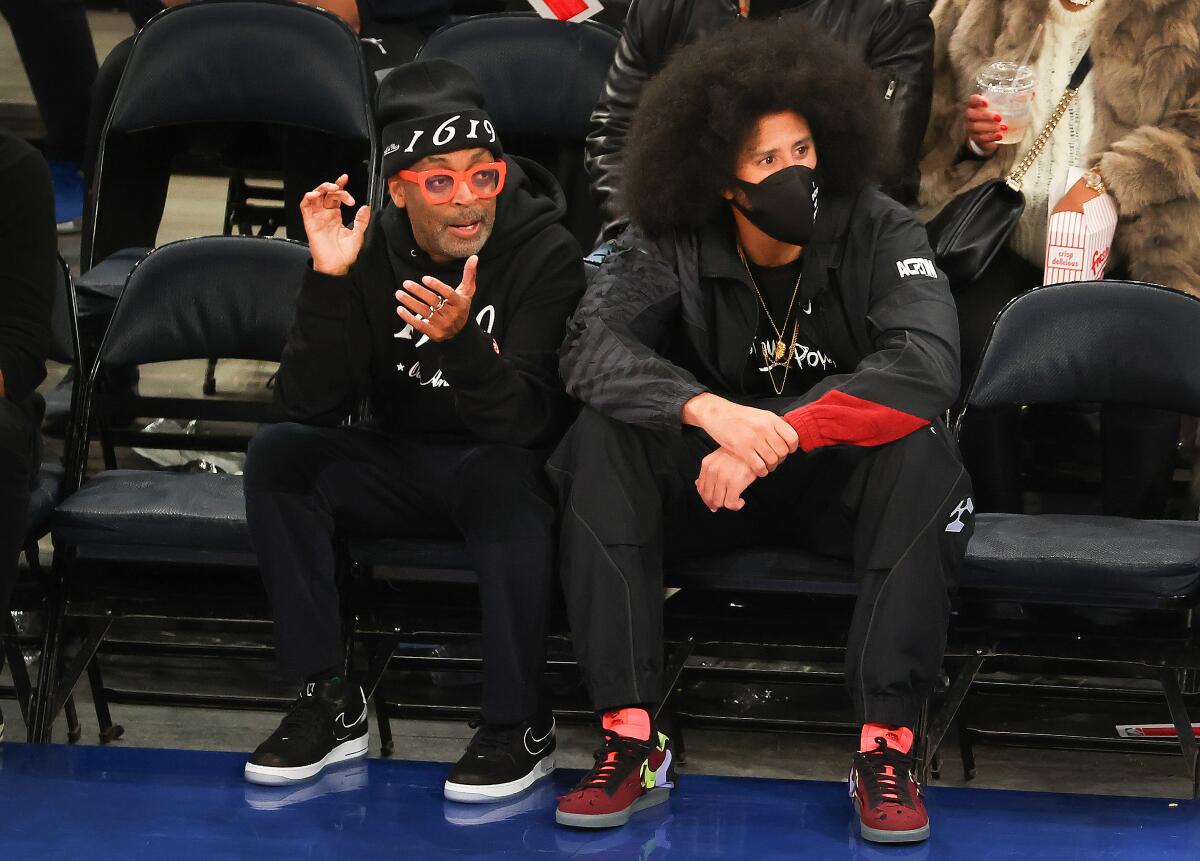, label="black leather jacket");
[585,0,935,242]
